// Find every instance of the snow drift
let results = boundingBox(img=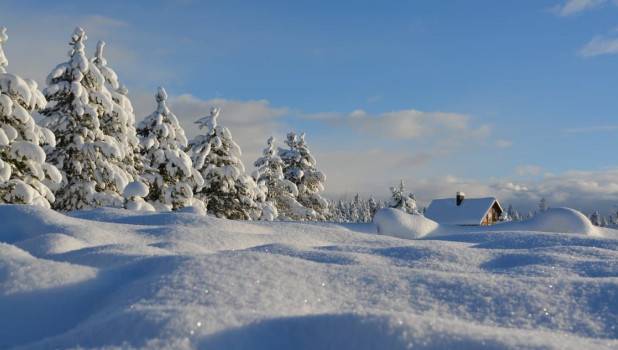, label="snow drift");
[0,204,617,349]
[374,208,439,238]
[374,207,607,240]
